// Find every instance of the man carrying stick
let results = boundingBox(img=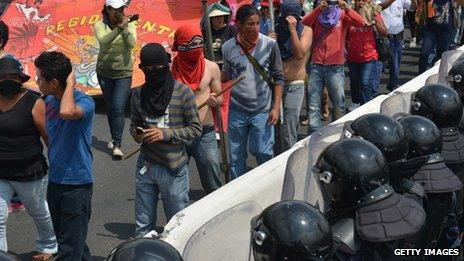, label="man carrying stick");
[172,24,224,193]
